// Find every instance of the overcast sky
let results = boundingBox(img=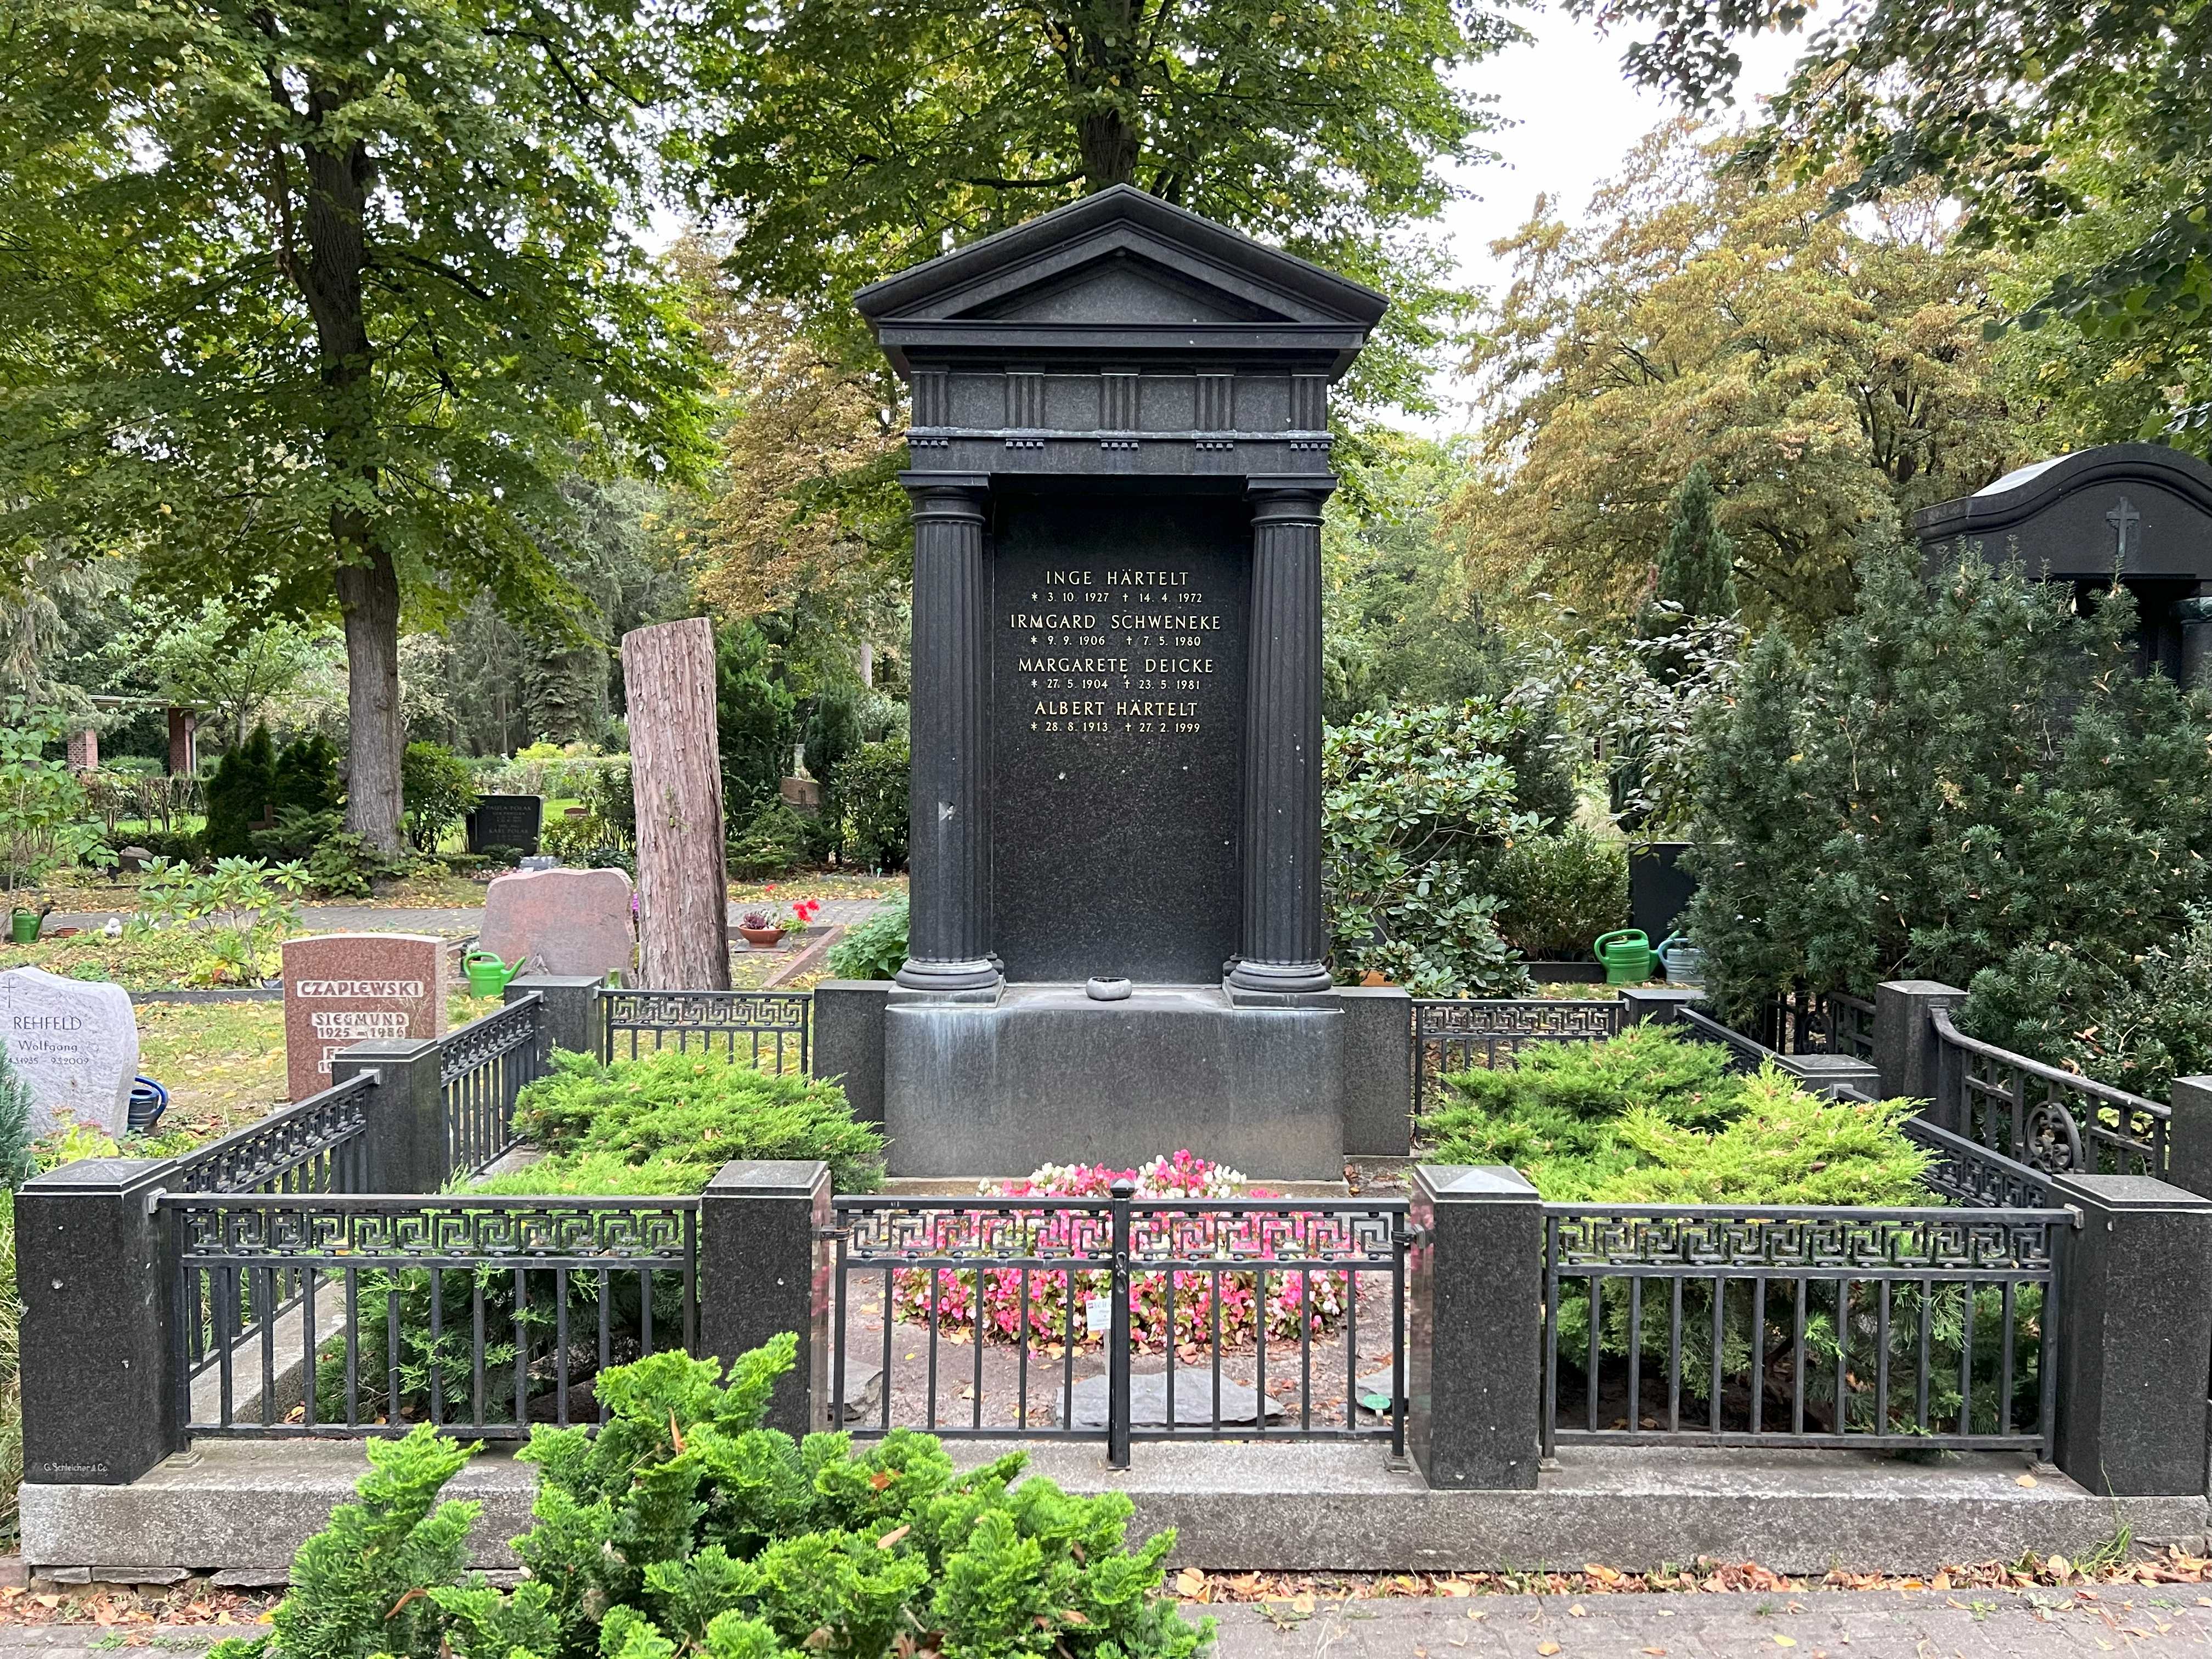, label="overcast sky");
[1421,13,1808,431]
